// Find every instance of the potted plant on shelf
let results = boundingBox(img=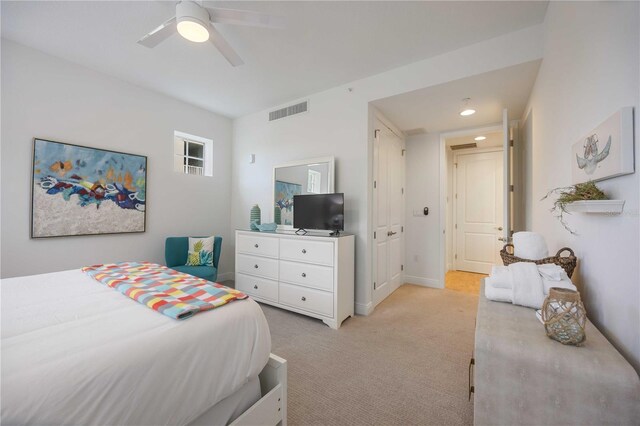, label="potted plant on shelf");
[542,181,619,234]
